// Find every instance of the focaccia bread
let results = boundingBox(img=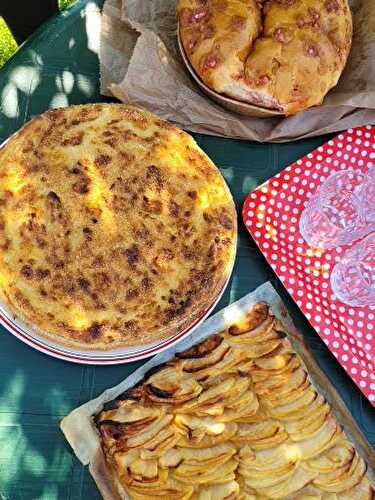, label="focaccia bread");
[177,0,353,115]
[95,303,374,499]
[0,104,236,349]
